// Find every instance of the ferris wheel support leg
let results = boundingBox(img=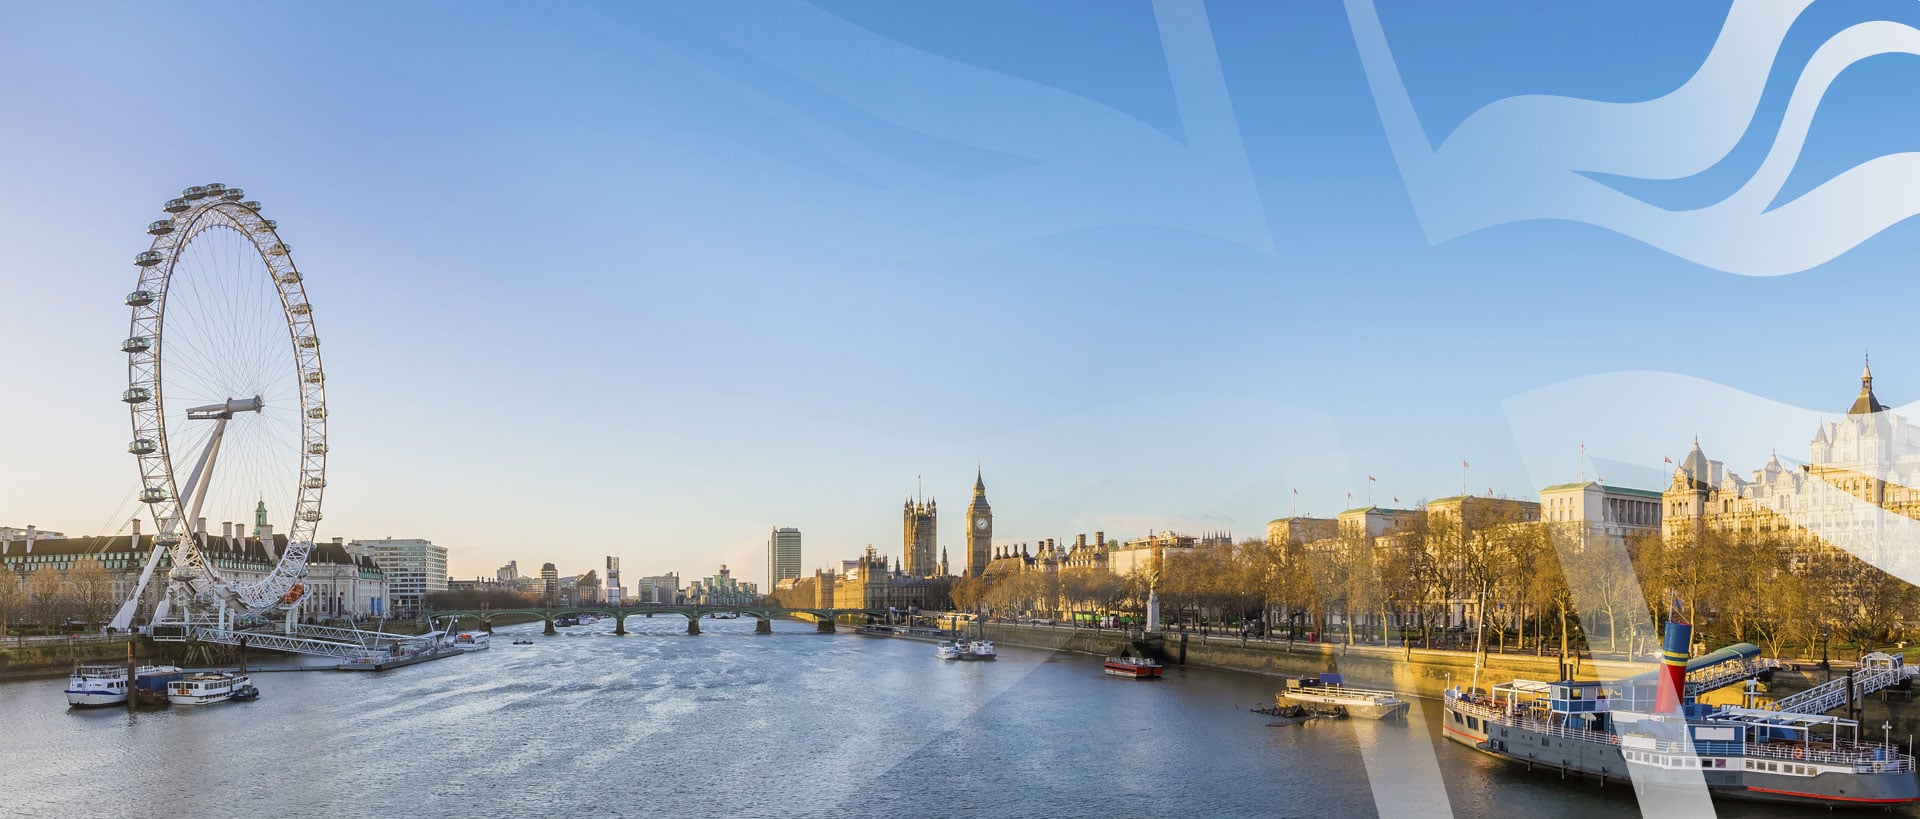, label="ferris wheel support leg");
[173,416,230,539]
[109,542,171,632]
